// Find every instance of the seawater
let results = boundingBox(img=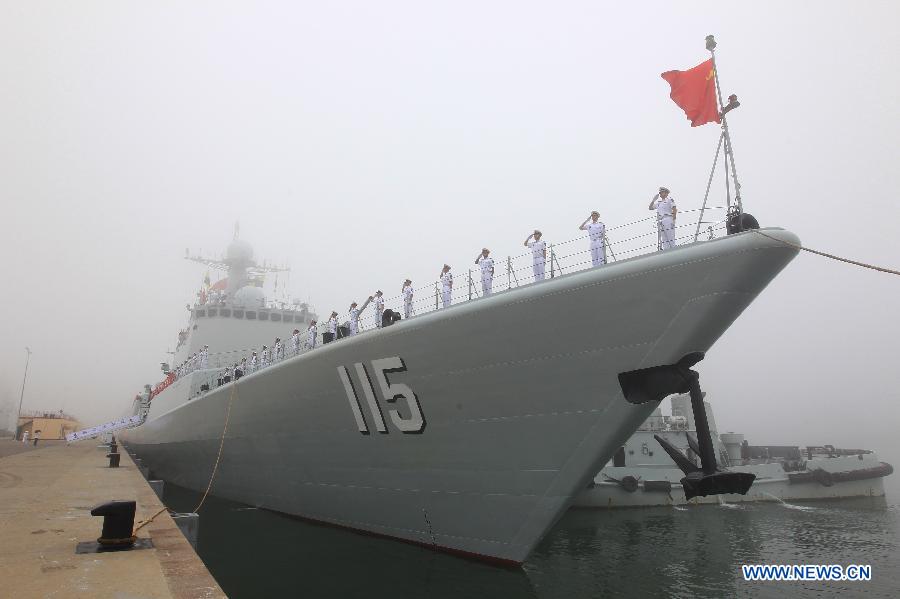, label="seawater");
[163,480,900,598]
